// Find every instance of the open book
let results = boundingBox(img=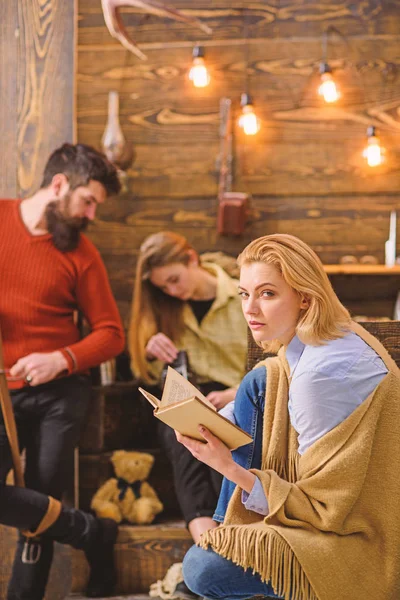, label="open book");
[139,367,252,451]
